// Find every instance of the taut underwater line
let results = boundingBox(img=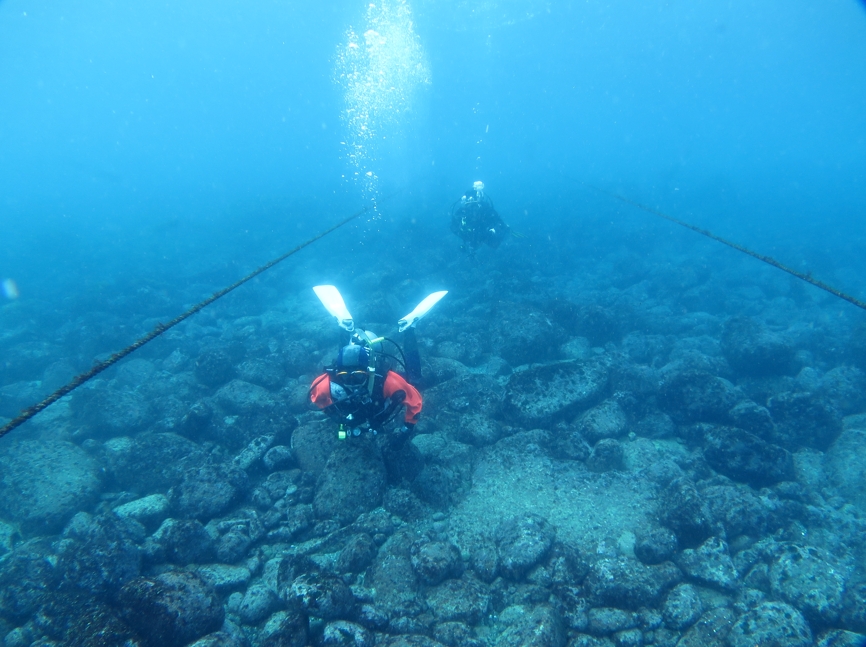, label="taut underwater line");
[0,200,382,441]
[588,184,866,313]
